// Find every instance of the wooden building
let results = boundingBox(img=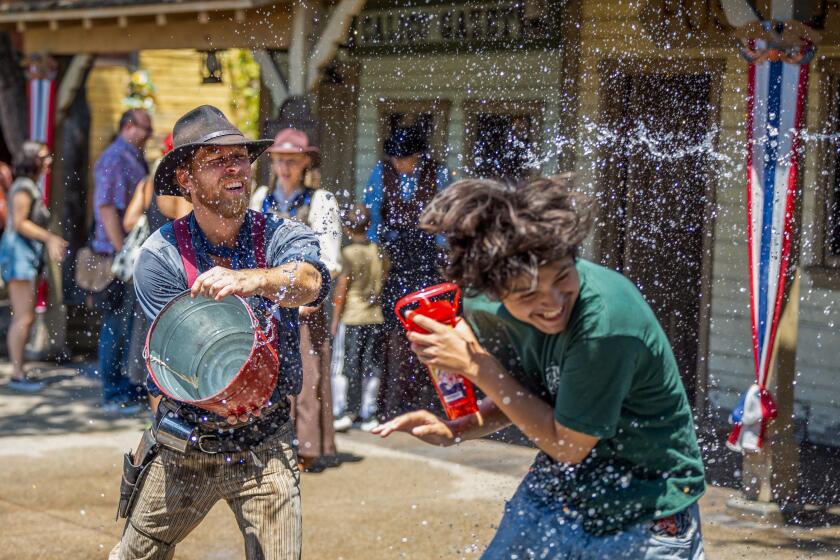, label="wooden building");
[564,1,840,453]
[2,0,840,508]
[332,1,840,454]
[0,0,362,350]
